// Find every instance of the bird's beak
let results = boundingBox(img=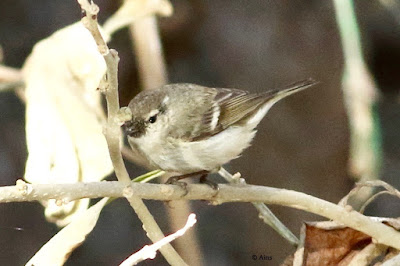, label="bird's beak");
[122,119,145,138]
